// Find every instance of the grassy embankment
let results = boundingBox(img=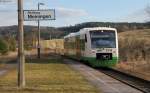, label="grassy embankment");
[0,56,99,93]
[117,29,150,80]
